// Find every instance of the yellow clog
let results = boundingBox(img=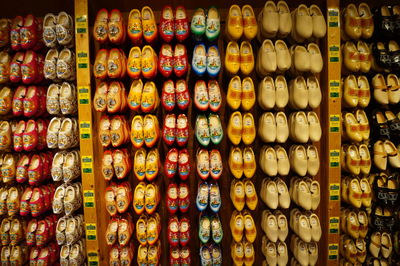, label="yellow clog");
[228,111,242,145]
